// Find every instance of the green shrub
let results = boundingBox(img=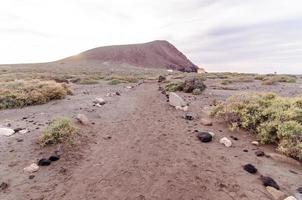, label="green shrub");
[40,117,77,146]
[211,93,302,160]
[164,81,185,92]
[0,80,71,109]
